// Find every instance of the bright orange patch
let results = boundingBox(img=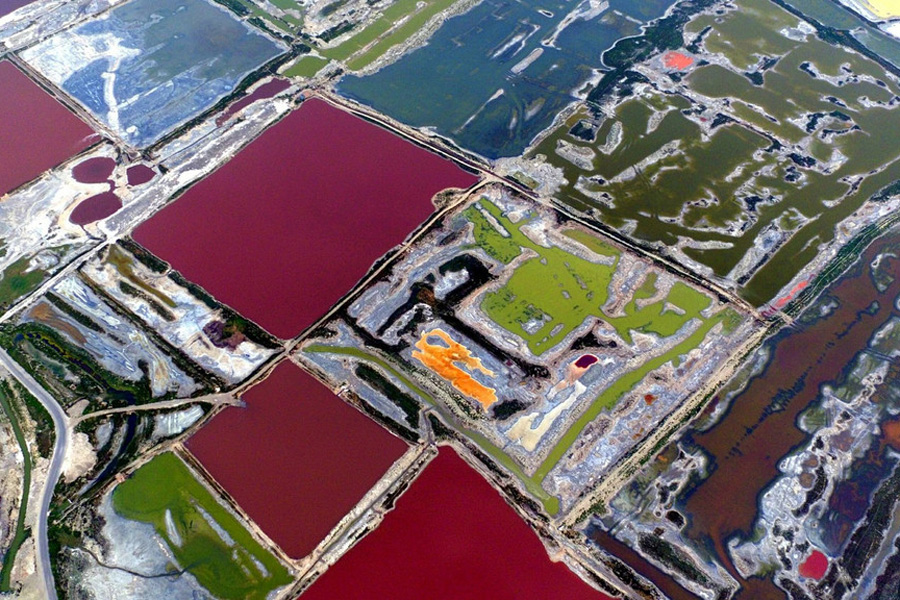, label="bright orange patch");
[663,51,694,70]
[413,328,498,410]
